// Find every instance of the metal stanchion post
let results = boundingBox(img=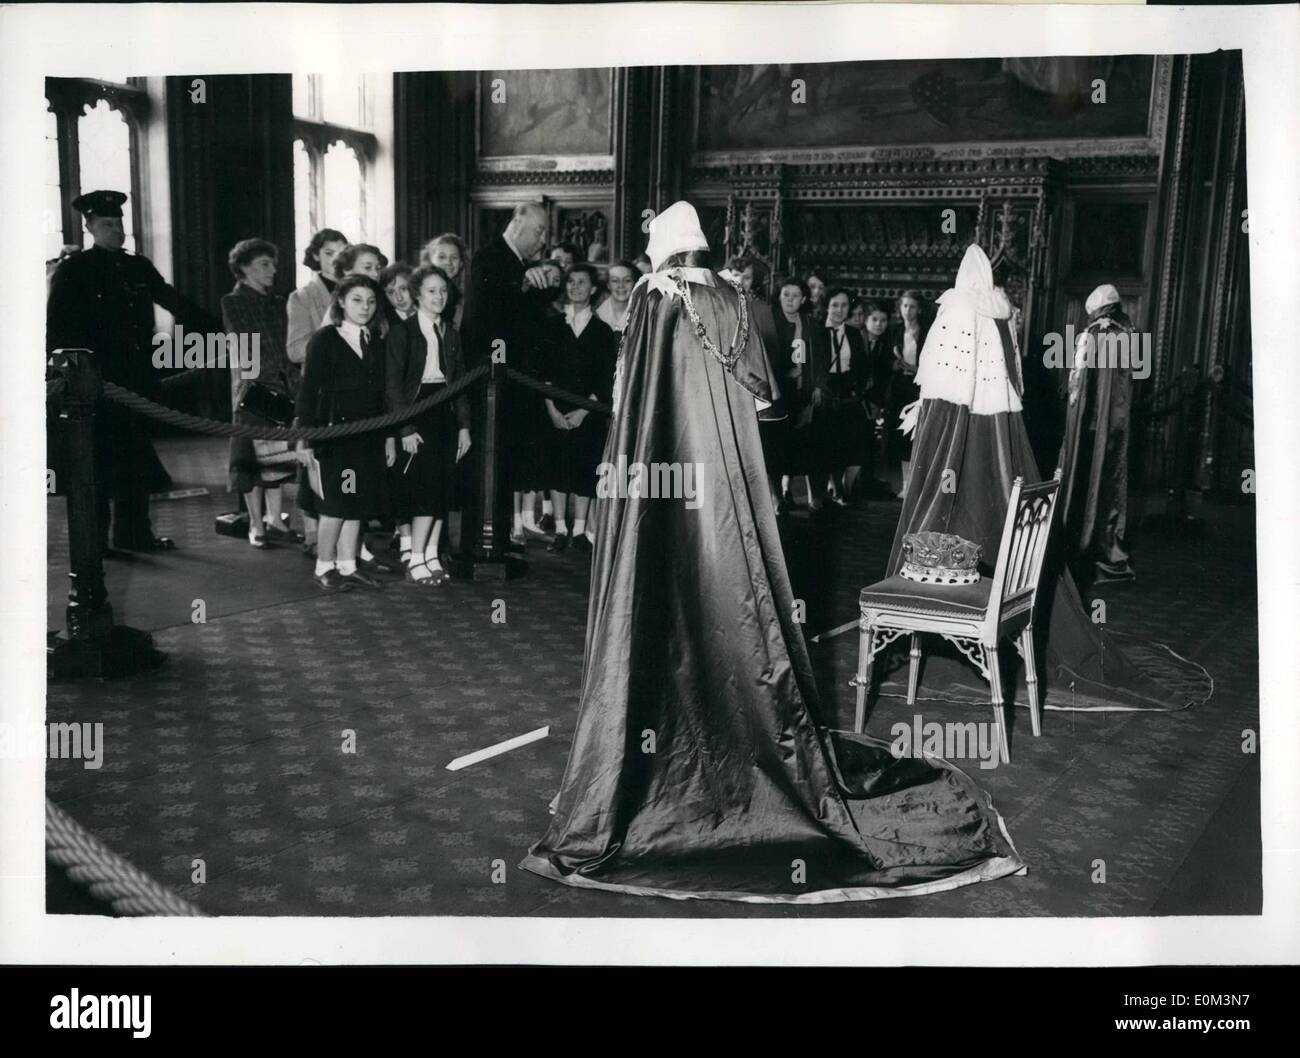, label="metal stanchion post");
[448,358,526,581]
[47,349,166,678]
